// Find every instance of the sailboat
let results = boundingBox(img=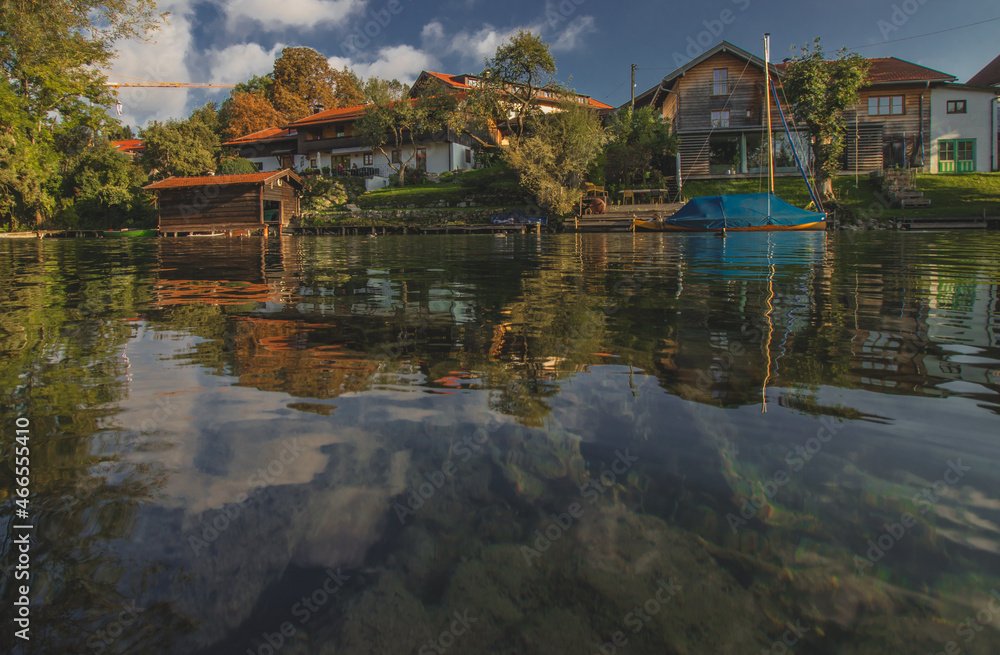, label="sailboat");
[635,34,826,233]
